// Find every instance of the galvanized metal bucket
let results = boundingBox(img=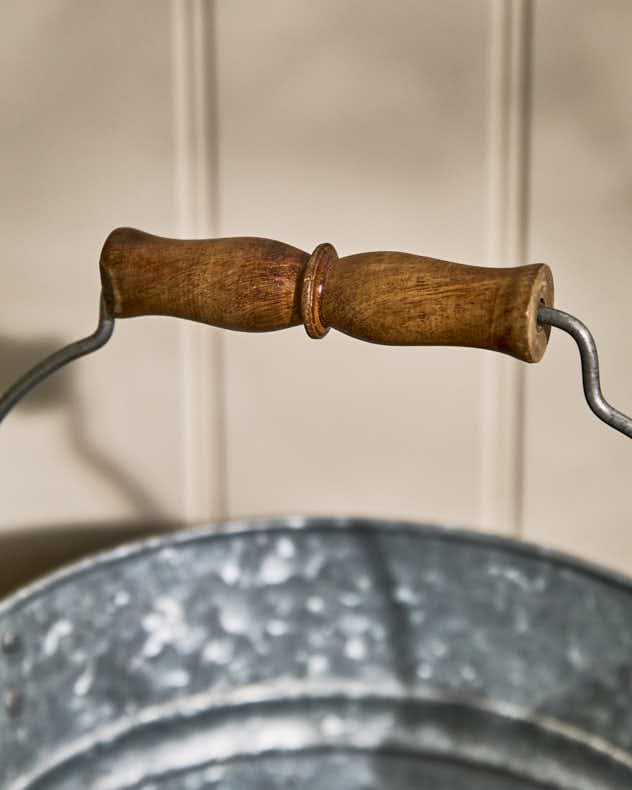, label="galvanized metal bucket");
[1,517,631,788]
[2,229,632,787]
